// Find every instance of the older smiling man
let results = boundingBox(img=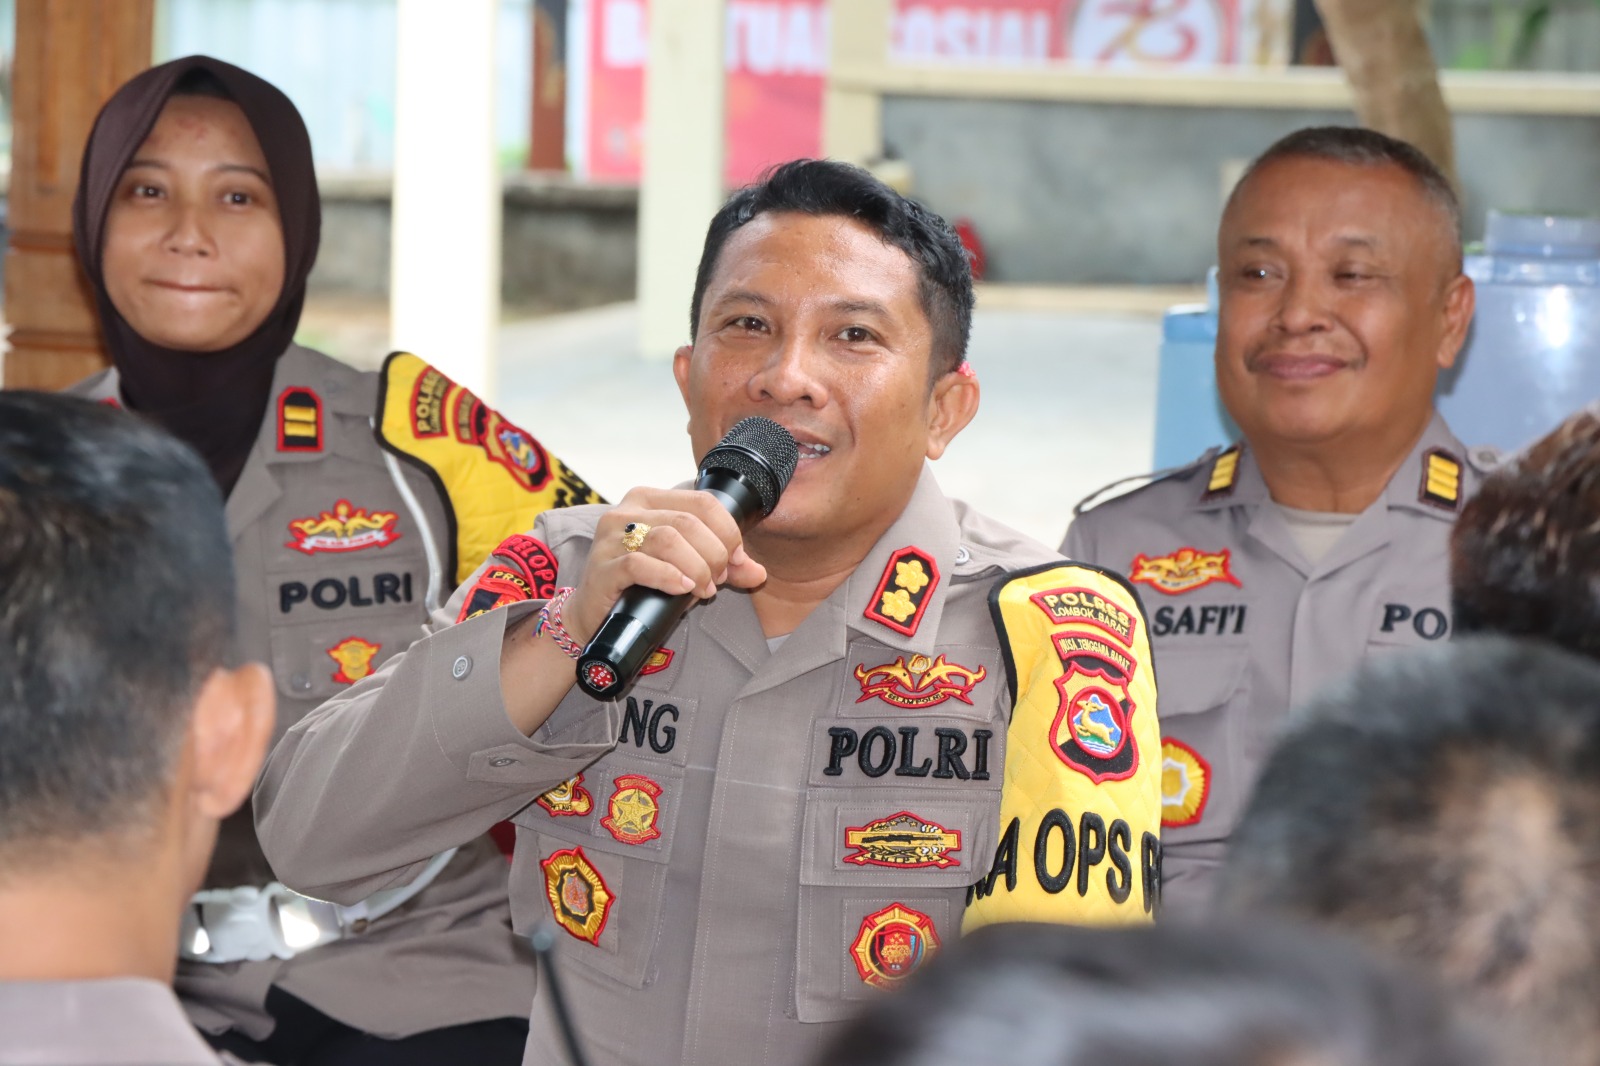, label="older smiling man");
[1064,127,1494,919]
[256,160,1161,1066]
